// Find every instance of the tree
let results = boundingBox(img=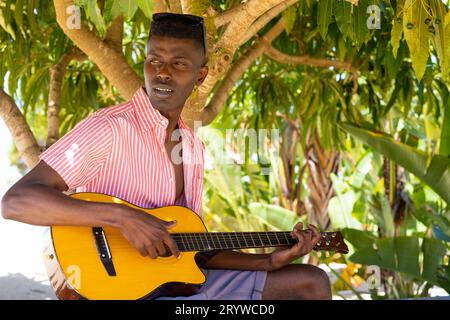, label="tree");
[2,0,448,169]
